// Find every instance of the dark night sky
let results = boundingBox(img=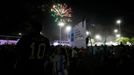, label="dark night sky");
[69,0,134,38]
[0,0,134,41]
